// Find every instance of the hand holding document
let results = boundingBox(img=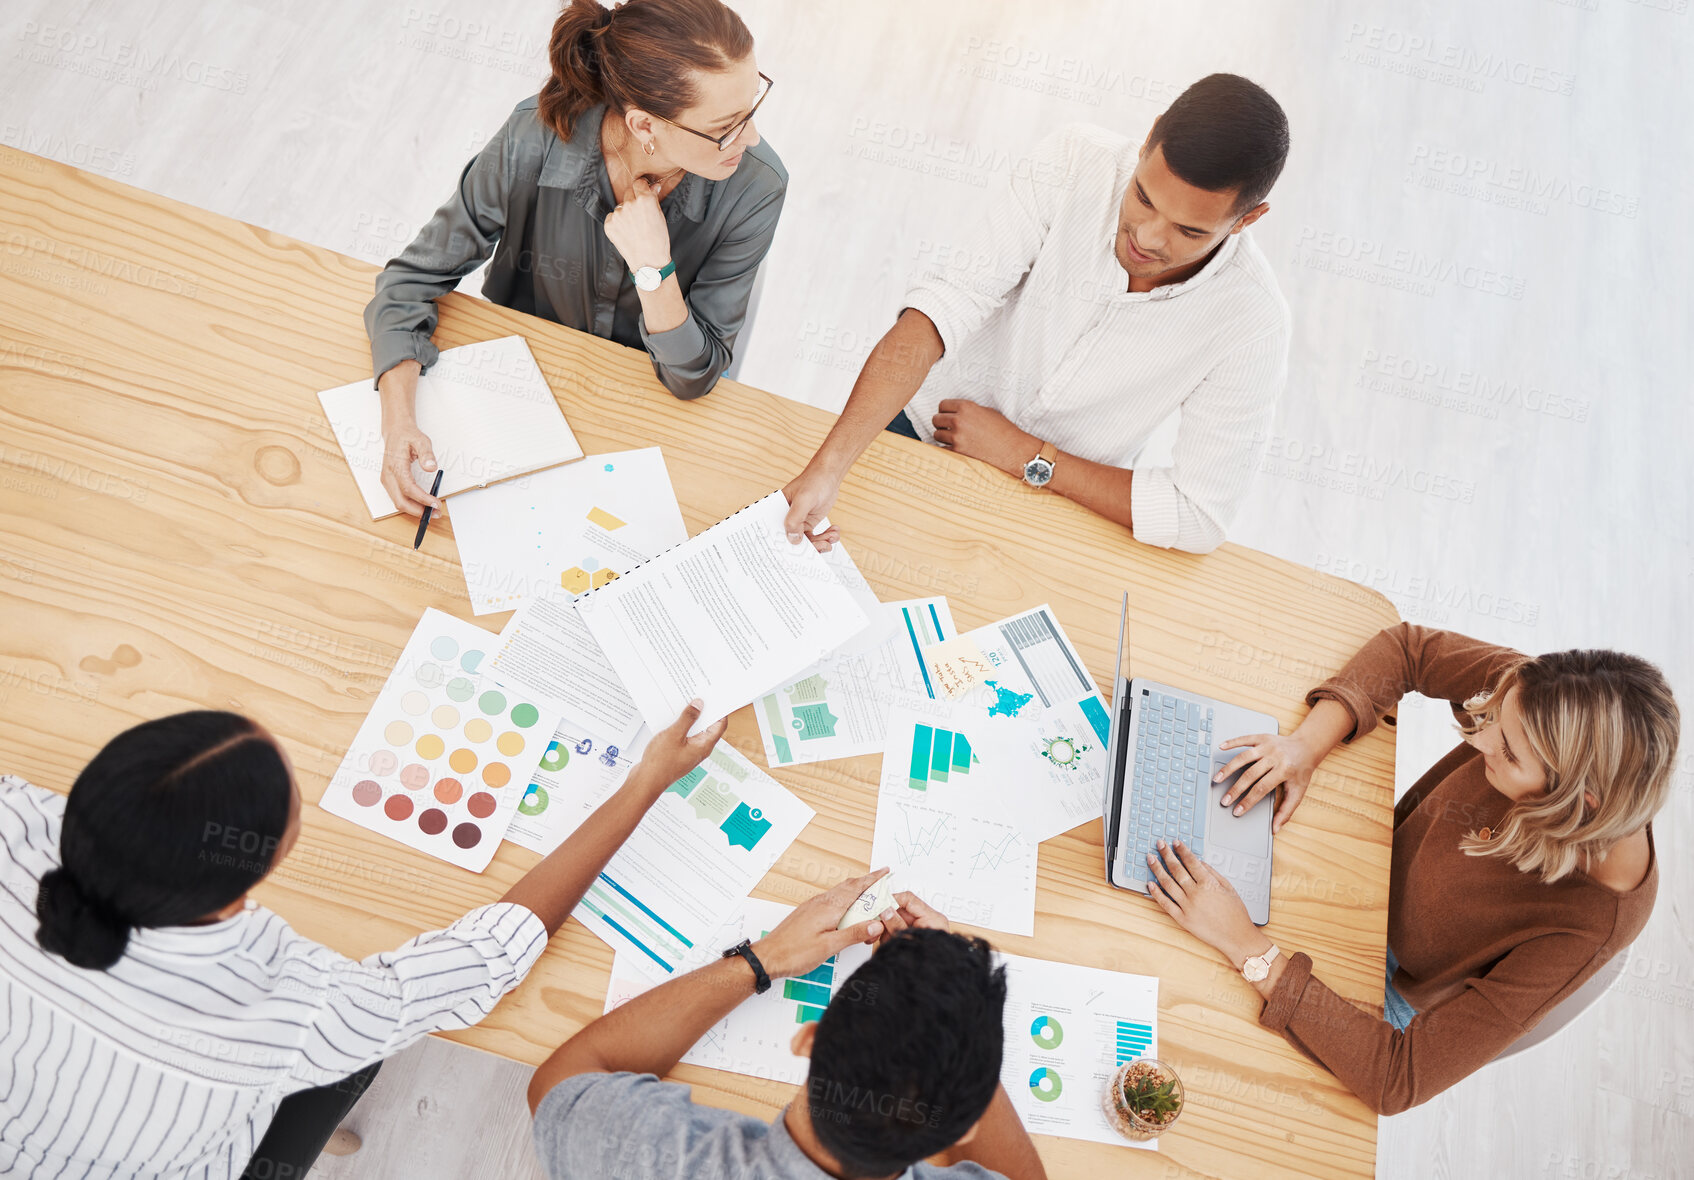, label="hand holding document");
[577,492,872,733]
